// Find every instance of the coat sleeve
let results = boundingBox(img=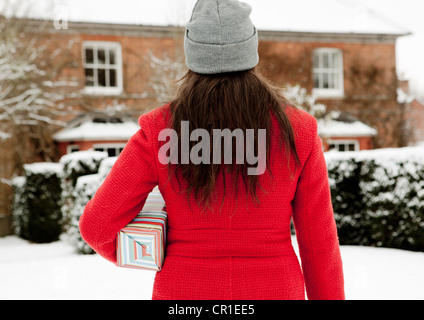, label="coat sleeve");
[79,114,158,264]
[291,120,345,300]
